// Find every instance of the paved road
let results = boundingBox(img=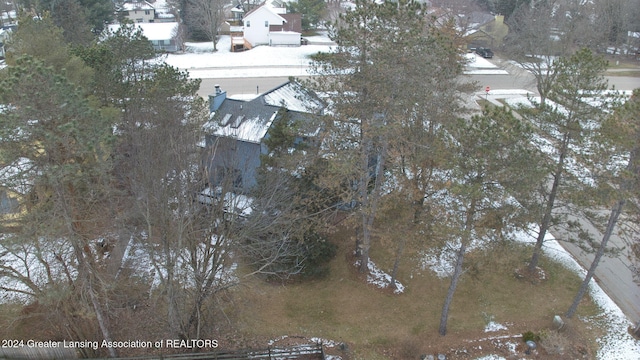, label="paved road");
[198,76,307,99]
[197,66,638,100]
[194,58,640,325]
[551,209,640,324]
